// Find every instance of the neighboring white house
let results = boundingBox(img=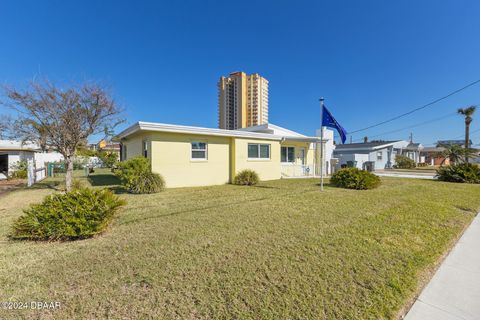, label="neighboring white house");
[0,140,63,181]
[401,142,424,163]
[333,140,410,171]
